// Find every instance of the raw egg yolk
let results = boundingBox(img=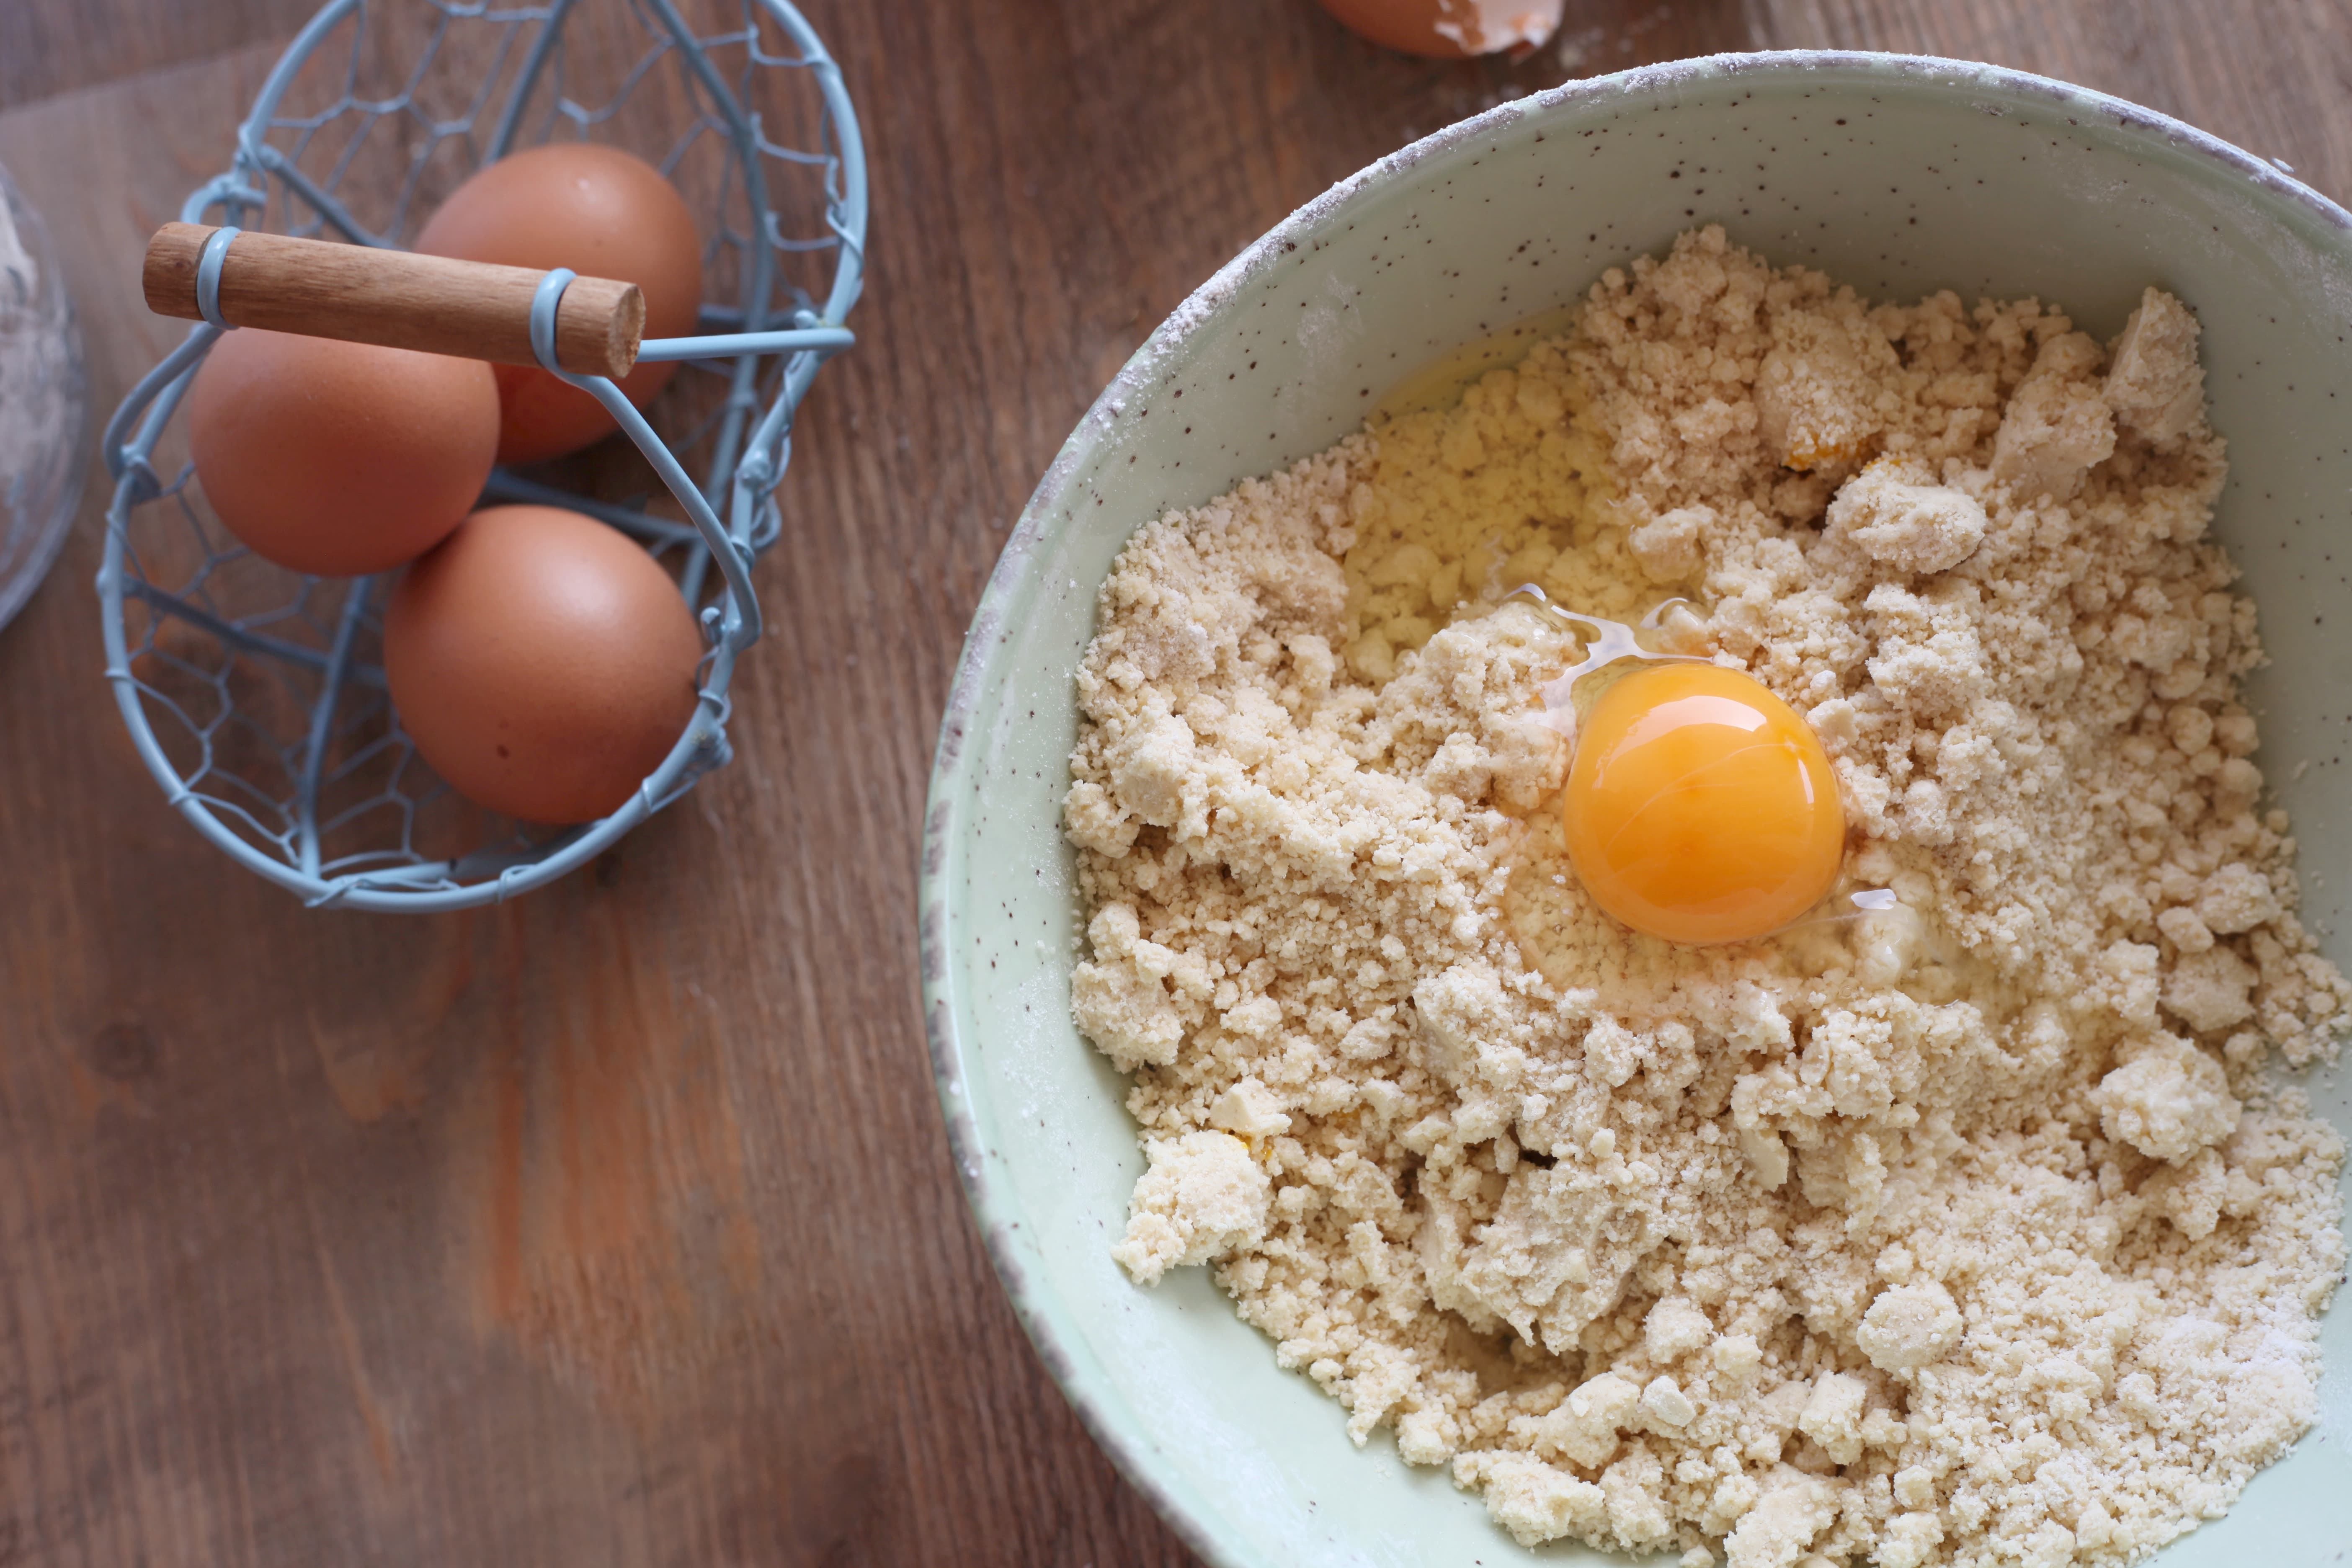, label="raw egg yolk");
[1562,663,1844,945]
